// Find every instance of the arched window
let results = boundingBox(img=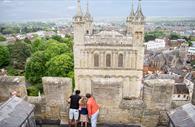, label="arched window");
[94,53,99,67]
[106,54,111,67]
[86,30,89,34]
[118,54,123,67]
